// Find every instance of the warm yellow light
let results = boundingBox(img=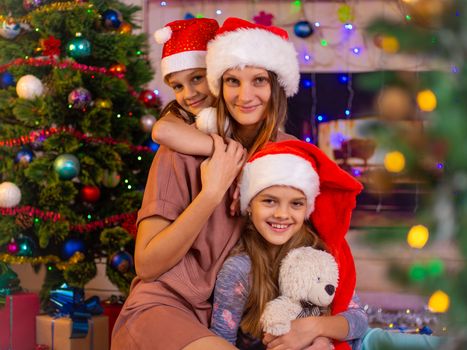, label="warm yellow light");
[428,290,450,313]
[407,224,429,249]
[384,151,405,173]
[381,36,400,53]
[417,89,437,112]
